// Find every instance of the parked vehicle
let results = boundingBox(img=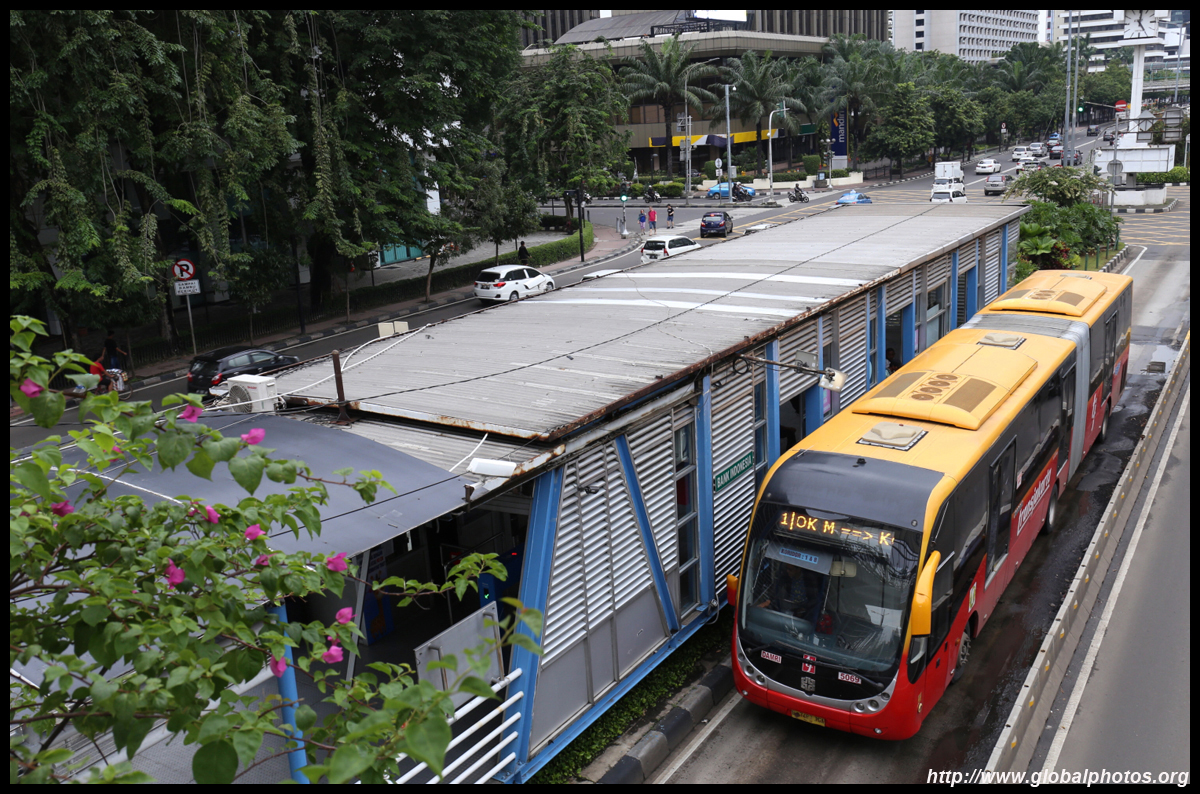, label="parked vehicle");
[188,346,299,395]
[700,211,735,238]
[641,234,703,262]
[983,173,1014,195]
[707,182,757,200]
[835,190,872,205]
[473,265,555,304]
[930,187,968,204]
[974,159,1001,174]
[1011,145,1030,161]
